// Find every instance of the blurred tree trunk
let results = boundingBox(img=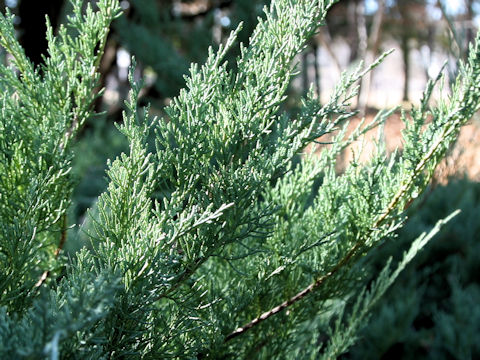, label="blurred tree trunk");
[397,1,421,103]
[466,0,474,50]
[401,34,410,102]
[356,0,367,64]
[421,25,435,80]
[302,50,309,96]
[301,43,321,99]
[313,42,320,98]
[347,0,359,62]
[358,0,386,113]
[317,24,342,74]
